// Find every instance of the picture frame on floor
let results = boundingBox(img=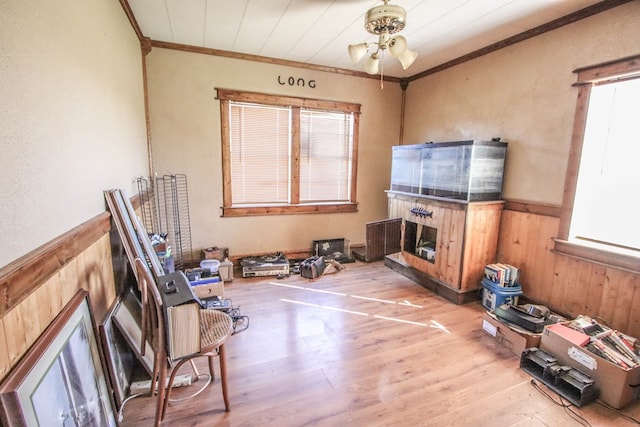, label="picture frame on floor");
[99,296,150,410]
[0,290,116,427]
[112,288,155,376]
